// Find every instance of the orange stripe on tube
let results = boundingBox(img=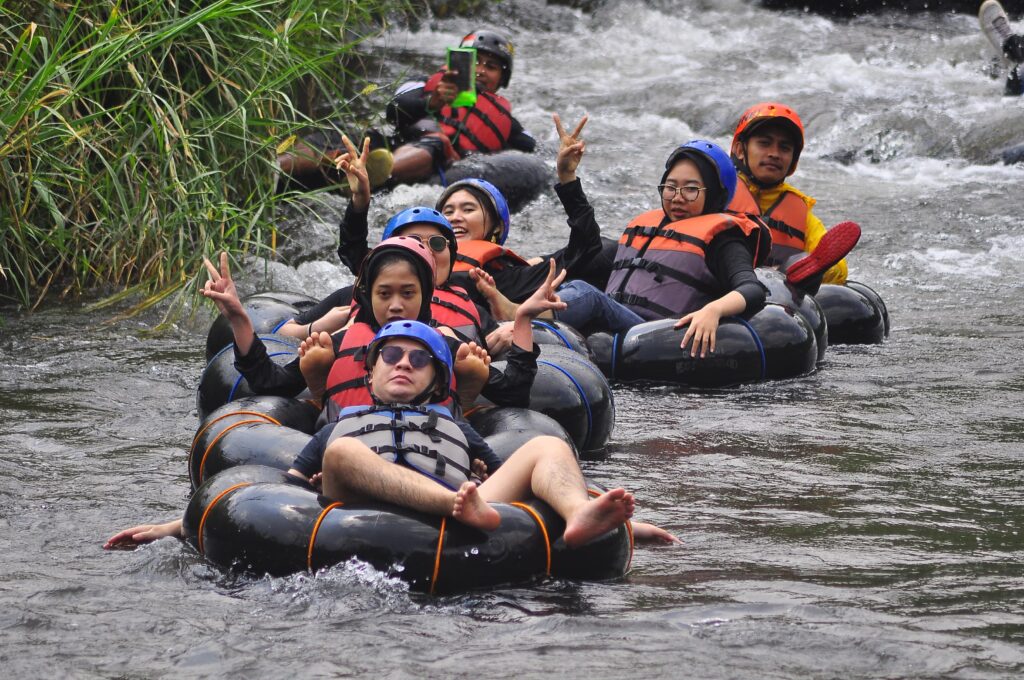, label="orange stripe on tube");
[430,517,448,595]
[307,502,343,571]
[197,418,265,485]
[197,482,252,554]
[511,502,551,575]
[190,411,281,452]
